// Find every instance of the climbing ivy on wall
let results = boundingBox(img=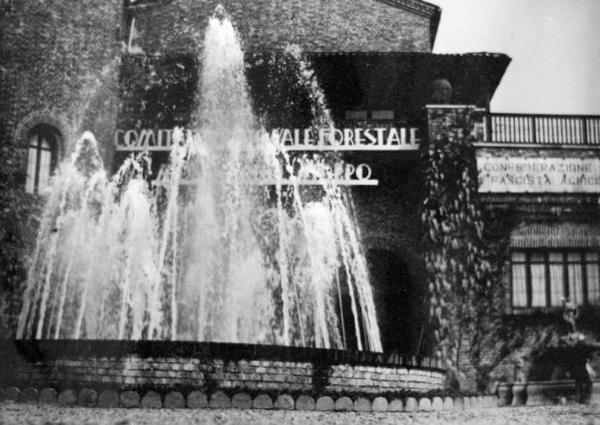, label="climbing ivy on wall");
[118,55,198,130]
[420,108,495,390]
[245,49,317,131]
[119,49,322,133]
[0,0,122,337]
[0,143,43,338]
